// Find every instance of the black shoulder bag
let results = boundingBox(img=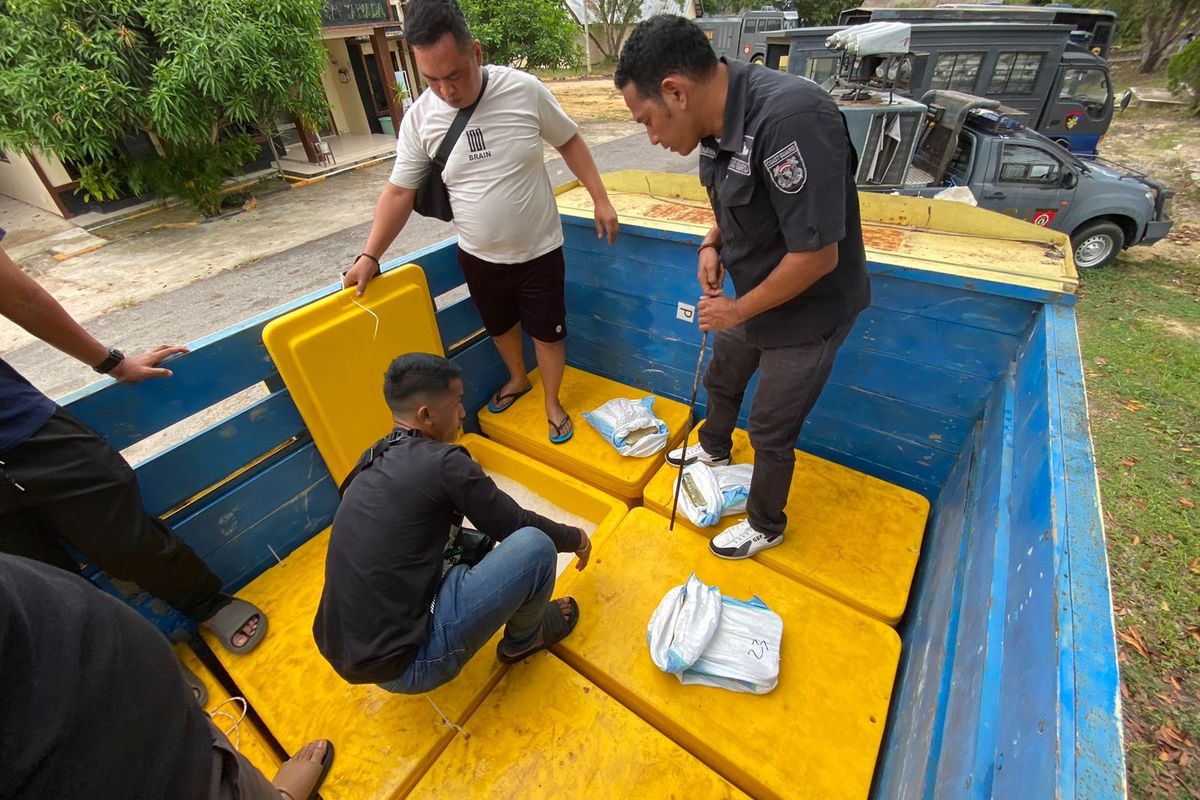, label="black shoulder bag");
[412,68,489,222]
